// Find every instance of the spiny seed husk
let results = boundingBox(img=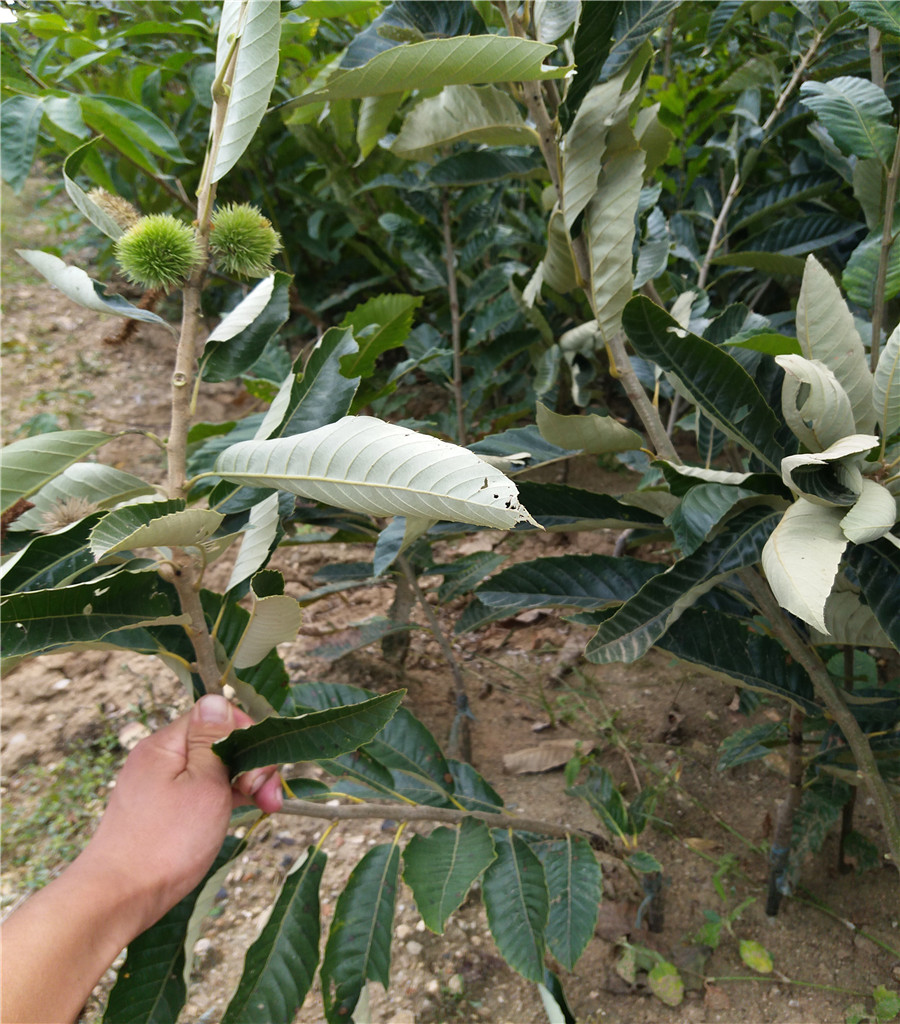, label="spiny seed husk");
[114,214,201,290]
[210,203,282,279]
